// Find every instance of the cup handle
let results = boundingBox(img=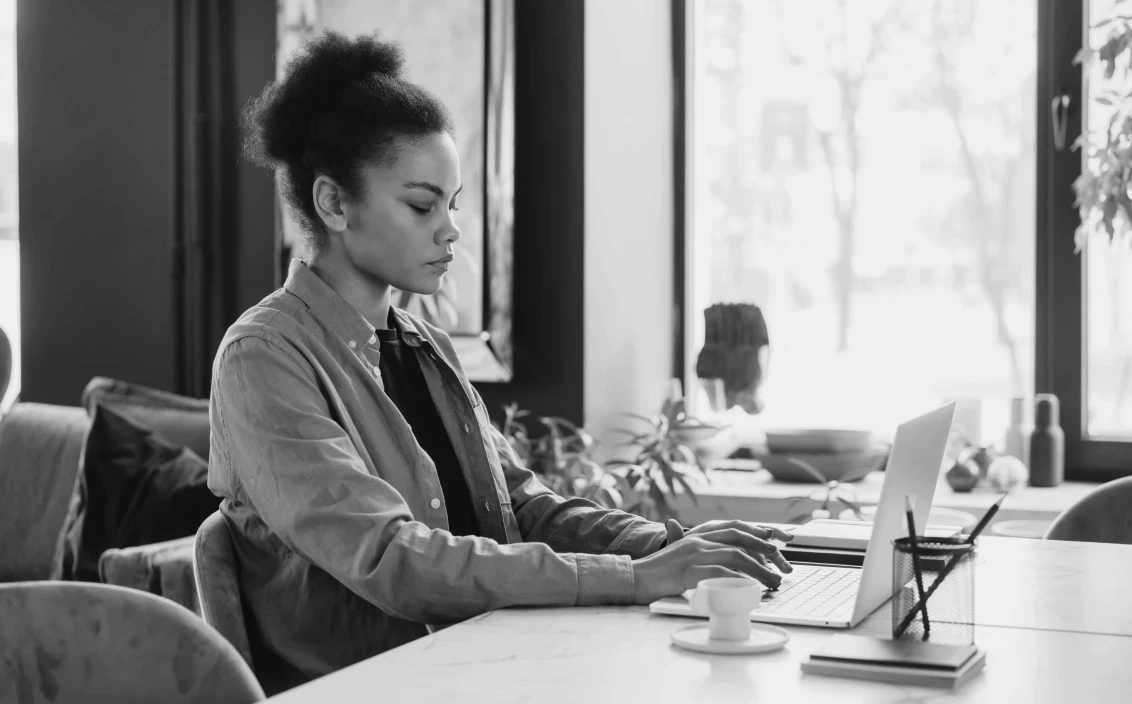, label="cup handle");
[688,588,707,614]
